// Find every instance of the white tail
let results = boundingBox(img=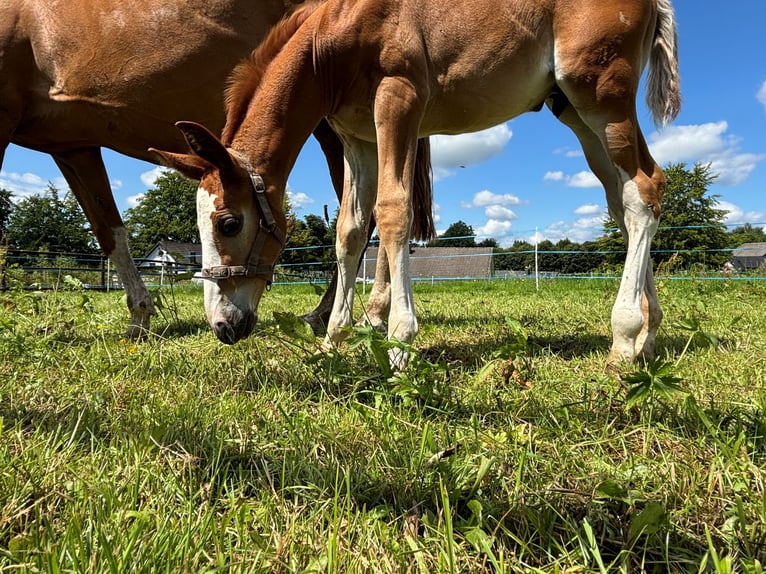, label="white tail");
[646,0,681,127]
